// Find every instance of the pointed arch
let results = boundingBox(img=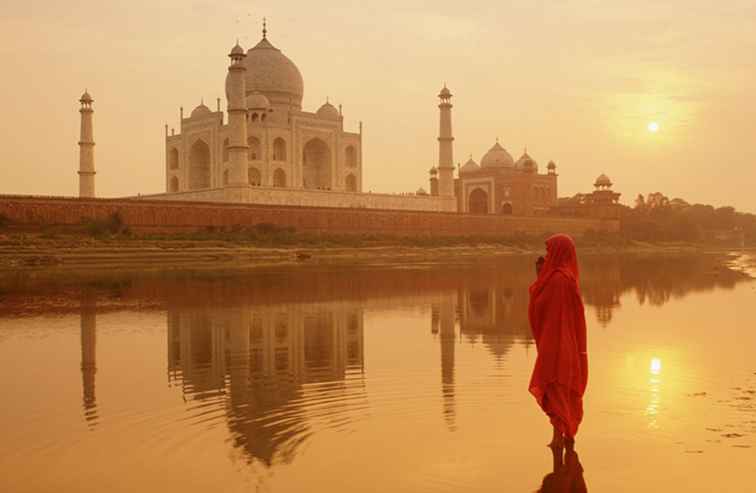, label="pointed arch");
[468,188,489,214]
[223,169,230,185]
[273,137,287,161]
[248,167,261,186]
[302,138,331,190]
[222,138,229,162]
[168,148,179,170]
[345,174,357,192]
[248,136,261,161]
[273,168,286,187]
[169,176,179,192]
[345,145,357,168]
[188,139,211,190]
